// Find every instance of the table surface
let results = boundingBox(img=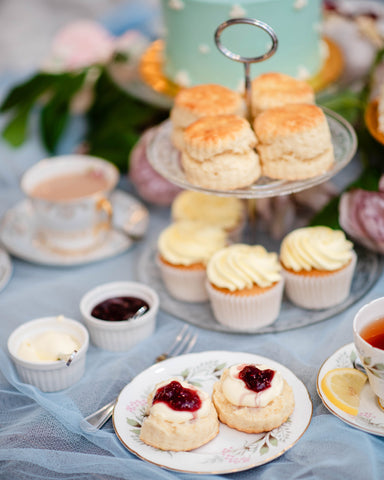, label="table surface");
[1,2,384,480]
